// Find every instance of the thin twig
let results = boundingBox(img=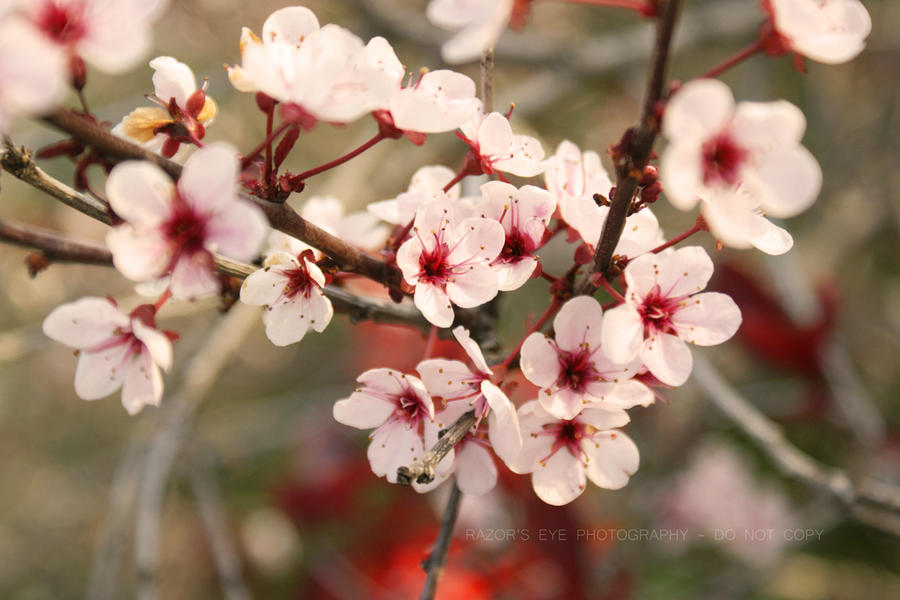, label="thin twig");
[576,0,682,294]
[396,411,476,486]
[35,112,400,286]
[481,48,494,114]
[187,449,251,600]
[419,482,463,600]
[692,355,900,535]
